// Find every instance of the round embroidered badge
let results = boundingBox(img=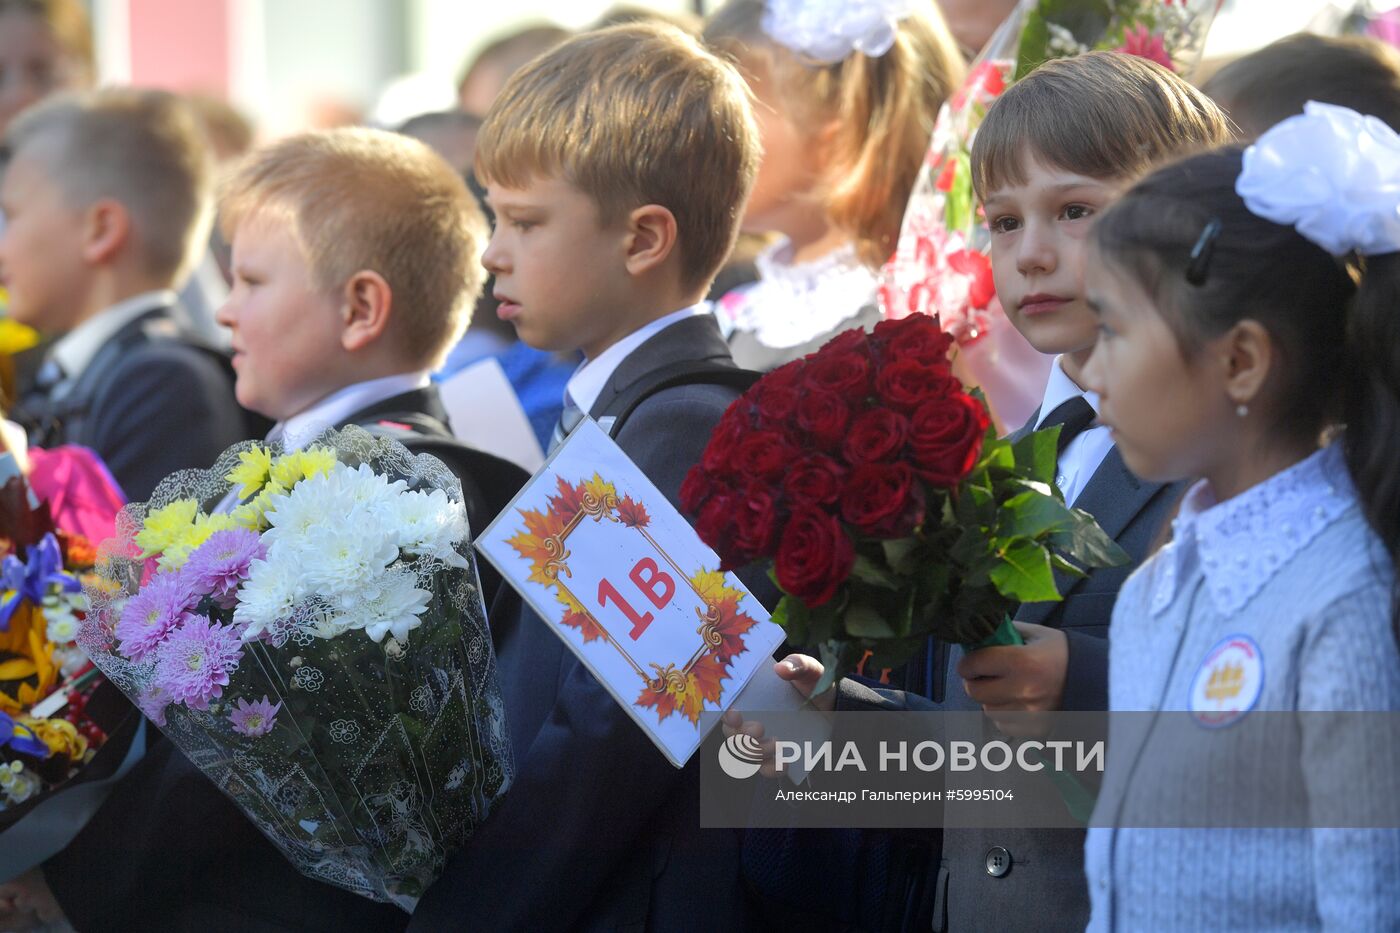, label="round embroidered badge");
[1189,634,1264,728]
